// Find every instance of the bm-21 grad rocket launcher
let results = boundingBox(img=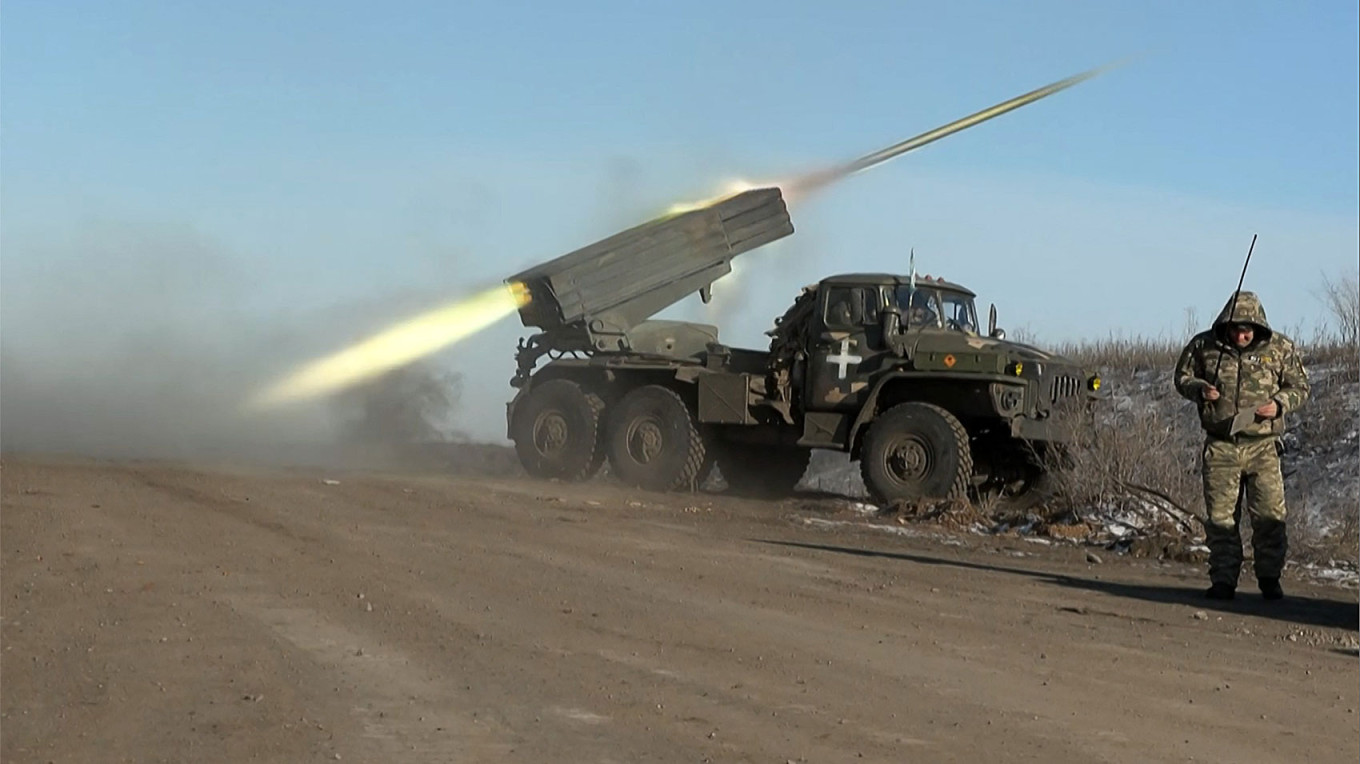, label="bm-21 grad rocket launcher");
[503,66,1108,502]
